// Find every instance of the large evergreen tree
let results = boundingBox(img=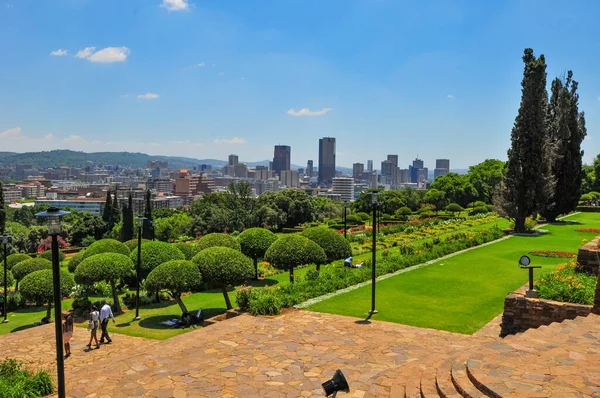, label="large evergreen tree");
[497,48,553,232]
[102,190,112,224]
[121,193,134,242]
[0,181,5,234]
[111,191,121,226]
[541,71,587,221]
[142,190,155,240]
